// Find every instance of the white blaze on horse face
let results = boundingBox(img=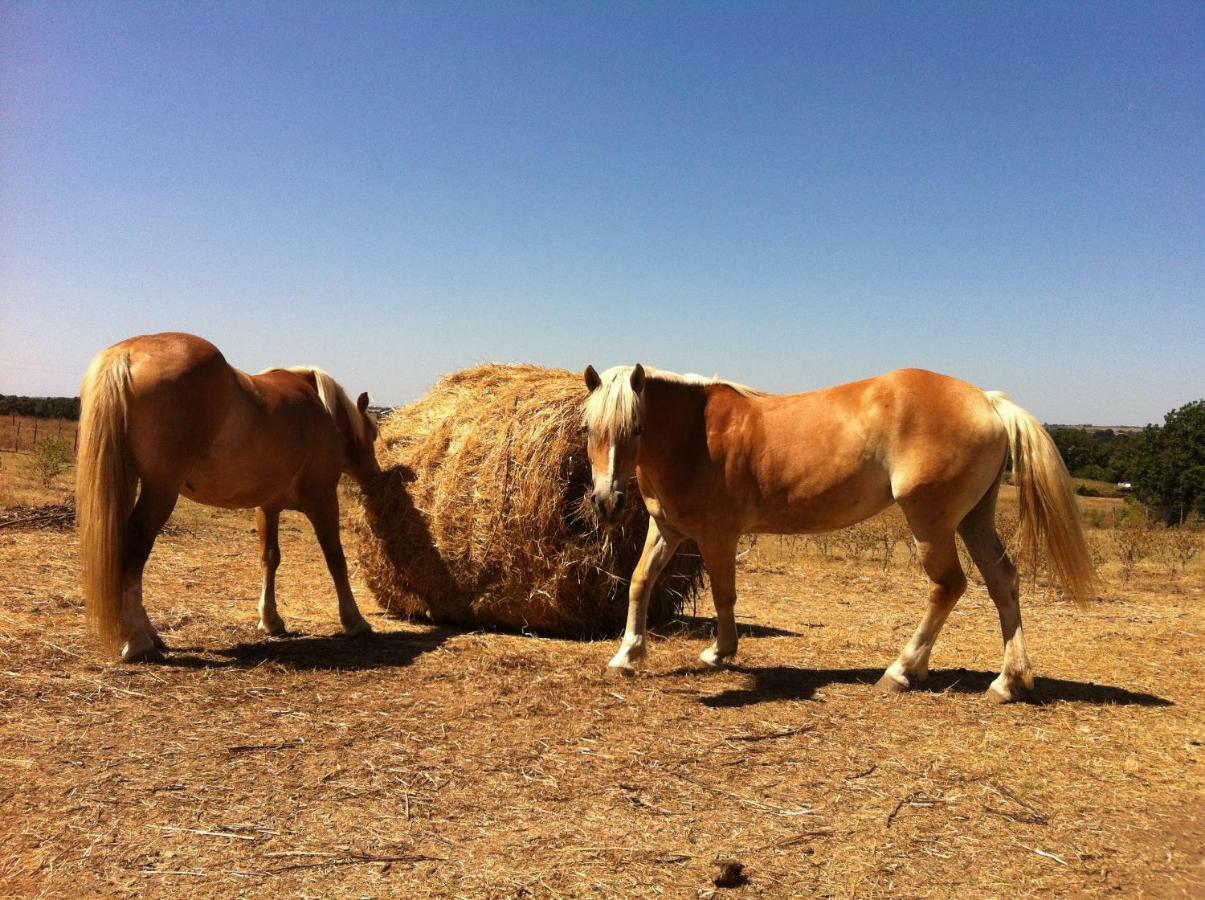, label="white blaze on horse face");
[600,443,617,499]
[587,432,617,518]
[588,429,639,523]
